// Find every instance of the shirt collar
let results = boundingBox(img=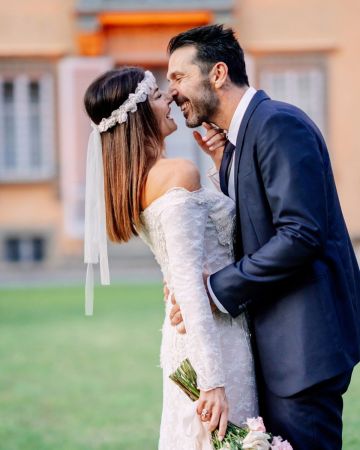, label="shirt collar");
[227,86,257,146]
